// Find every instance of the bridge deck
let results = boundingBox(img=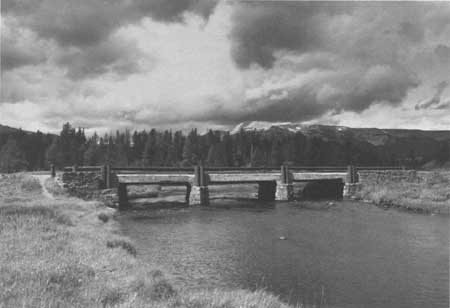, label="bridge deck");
[116,171,347,185]
[117,173,193,184]
[292,172,346,181]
